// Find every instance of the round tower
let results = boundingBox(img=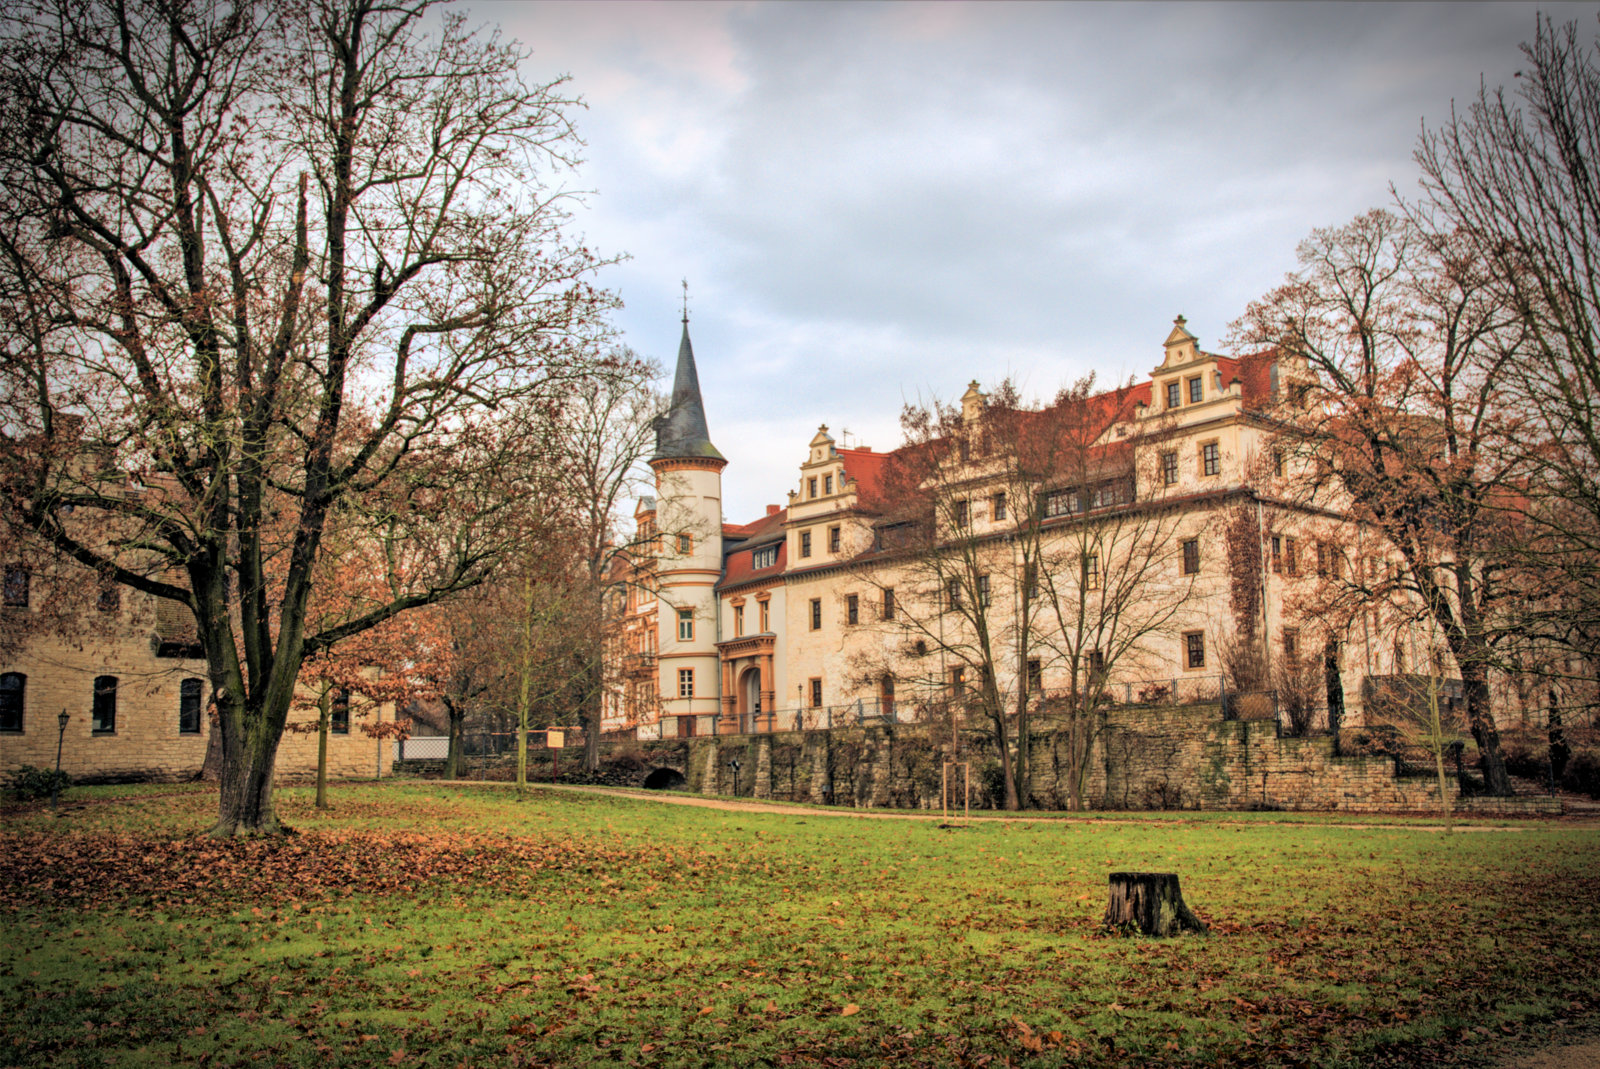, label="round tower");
[650,318,726,738]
